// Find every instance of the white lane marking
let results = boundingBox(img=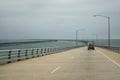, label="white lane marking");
[97,49,120,68]
[51,66,61,74]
